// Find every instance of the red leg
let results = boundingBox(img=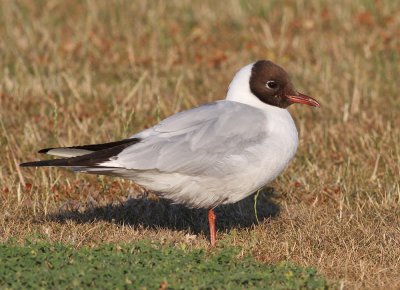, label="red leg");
[208,209,217,247]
